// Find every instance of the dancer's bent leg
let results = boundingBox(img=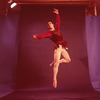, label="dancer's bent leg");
[51,49,71,67]
[60,48,71,64]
